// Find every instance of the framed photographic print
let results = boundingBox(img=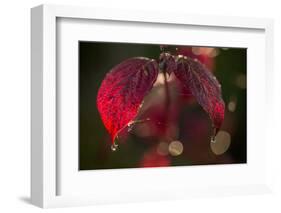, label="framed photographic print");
[31,4,274,208]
